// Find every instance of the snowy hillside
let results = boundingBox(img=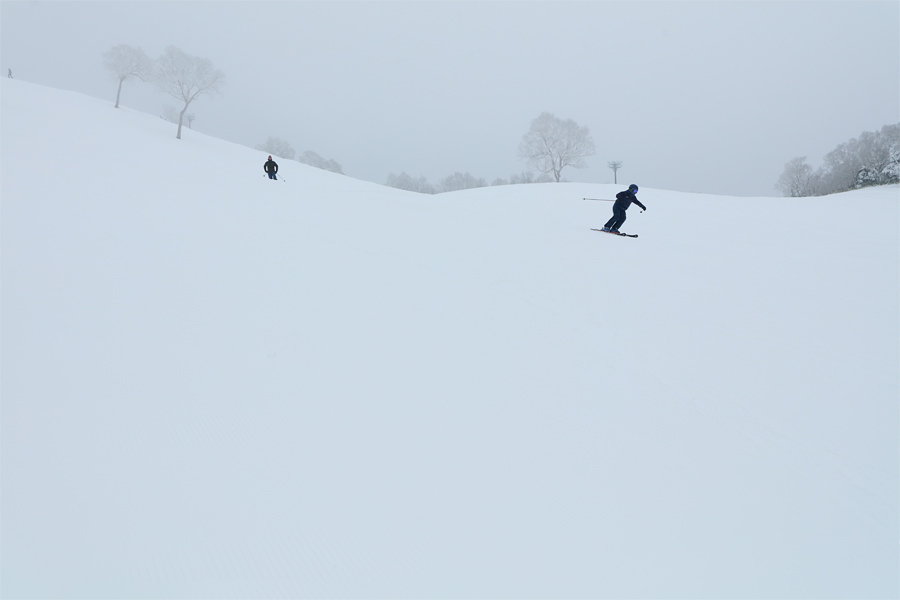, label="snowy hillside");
[2,79,898,599]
